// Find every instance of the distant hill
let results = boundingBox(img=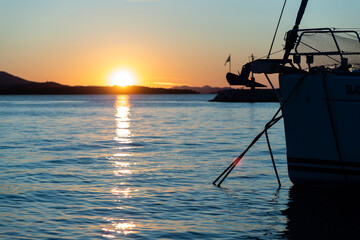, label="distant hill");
[0,71,64,88]
[0,71,37,86]
[171,85,231,94]
[0,71,198,95]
